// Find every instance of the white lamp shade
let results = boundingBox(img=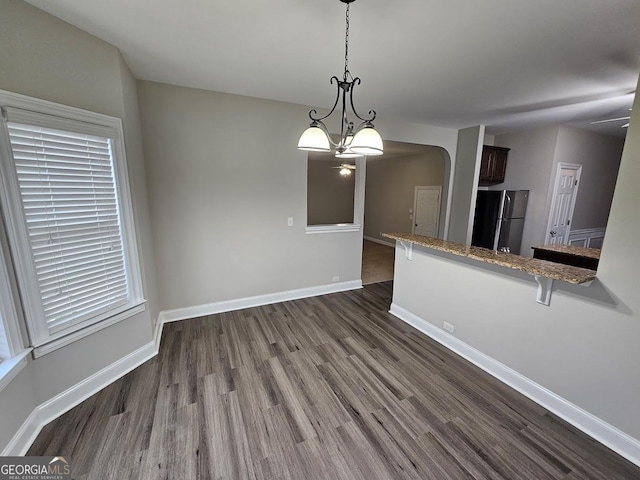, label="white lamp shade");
[350,127,383,156]
[335,149,362,159]
[298,126,331,152]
